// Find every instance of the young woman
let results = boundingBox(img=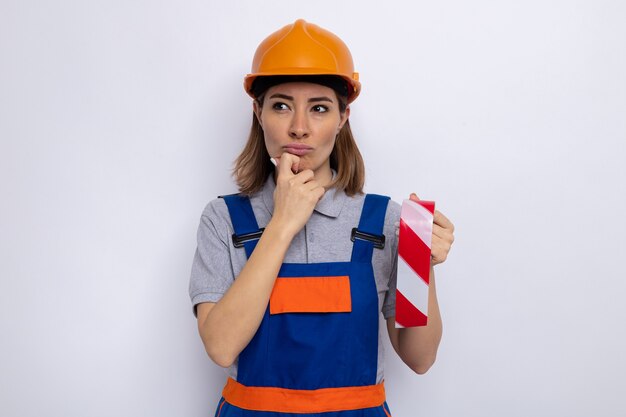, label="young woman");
[189,19,455,417]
